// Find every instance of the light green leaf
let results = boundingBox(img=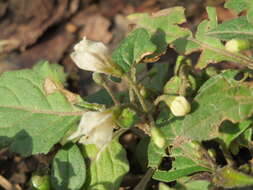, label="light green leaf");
[225,0,248,14]
[0,62,83,156]
[207,17,253,40]
[162,70,253,142]
[82,137,129,190]
[128,7,190,44]
[225,0,253,24]
[128,7,191,58]
[112,28,156,72]
[34,61,67,85]
[51,144,86,190]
